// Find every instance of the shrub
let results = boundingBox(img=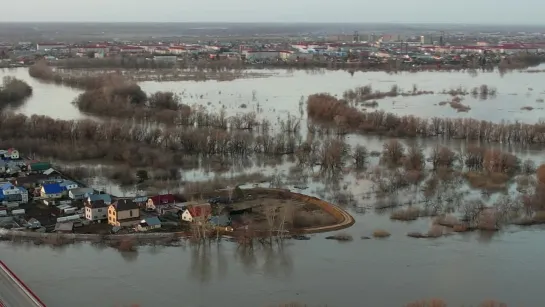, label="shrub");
[372,229,391,238]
